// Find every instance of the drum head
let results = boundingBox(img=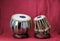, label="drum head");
[12,14,31,21]
[34,15,45,21]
